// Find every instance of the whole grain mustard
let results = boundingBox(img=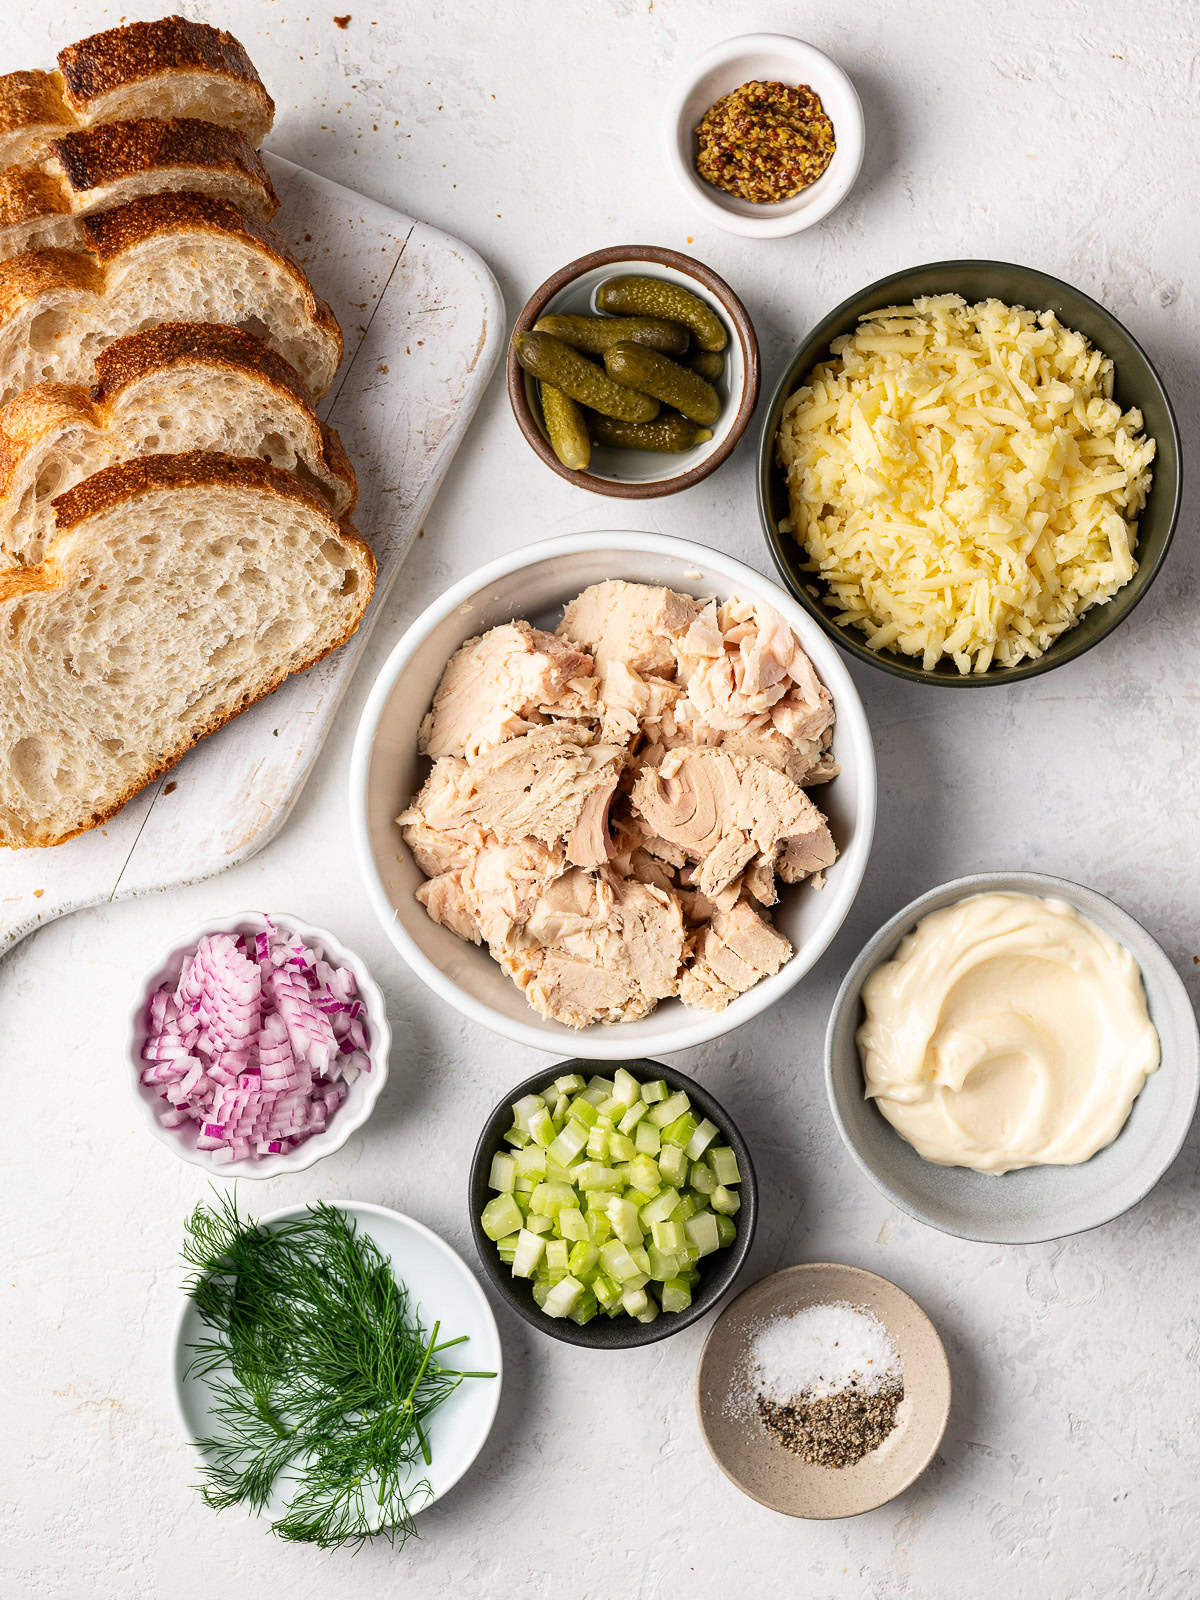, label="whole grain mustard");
[695,80,835,204]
